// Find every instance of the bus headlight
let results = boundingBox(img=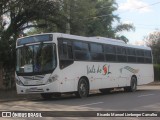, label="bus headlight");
[16,78,24,86]
[46,75,58,84]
